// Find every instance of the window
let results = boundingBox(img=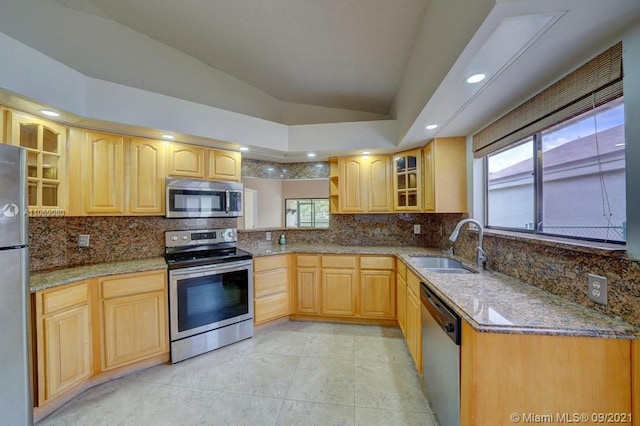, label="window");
[285,199,330,228]
[486,97,626,243]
